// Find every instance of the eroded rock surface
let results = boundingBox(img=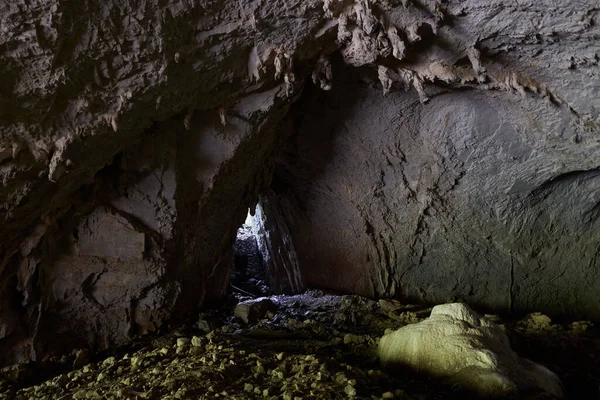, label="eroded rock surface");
[0,86,294,365]
[1,0,331,365]
[268,62,600,318]
[1,0,599,365]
